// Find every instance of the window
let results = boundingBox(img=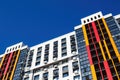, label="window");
[44,54,48,60]
[84,20,86,23]
[45,44,49,49]
[74,75,80,80]
[98,15,100,18]
[62,47,66,52]
[36,57,40,61]
[73,61,79,73]
[53,69,59,80]
[37,51,41,56]
[62,43,66,47]
[63,72,69,77]
[63,66,68,71]
[43,72,48,79]
[15,46,17,49]
[44,44,49,62]
[7,49,9,52]
[62,66,69,77]
[61,38,66,42]
[35,62,40,66]
[62,52,67,57]
[10,48,11,51]
[54,41,58,45]
[53,69,59,75]
[27,50,34,67]
[38,47,42,51]
[25,71,30,74]
[53,41,58,59]
[91,18,93,20]
[94,16,97,19]
[34,75,39,80]
[18,45,21,48]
